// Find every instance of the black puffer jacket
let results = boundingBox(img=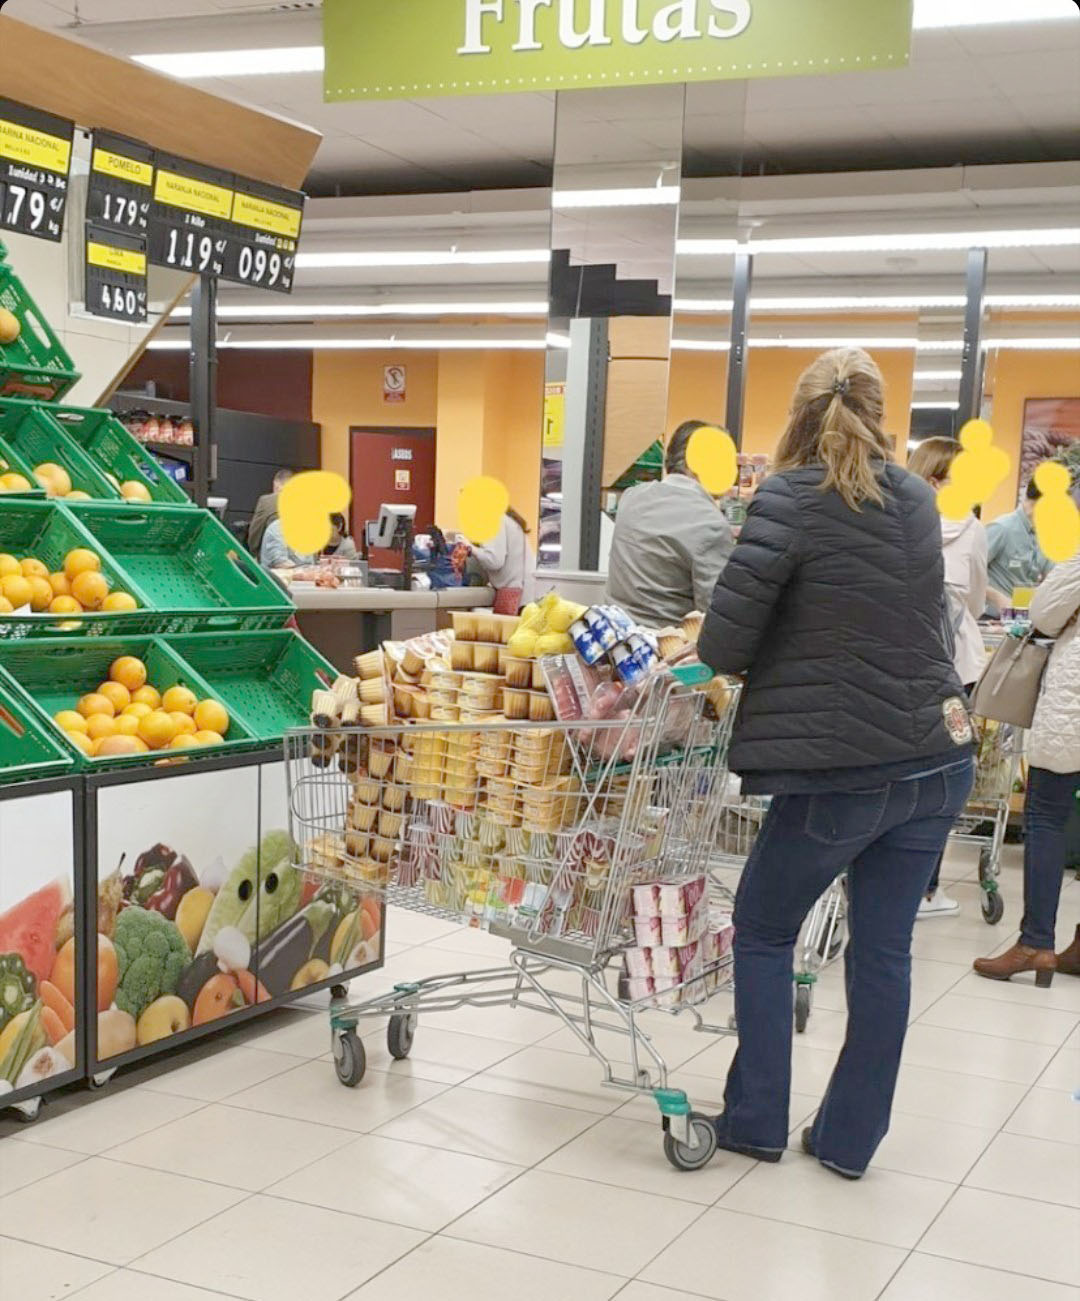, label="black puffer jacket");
[699,462,966,779]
